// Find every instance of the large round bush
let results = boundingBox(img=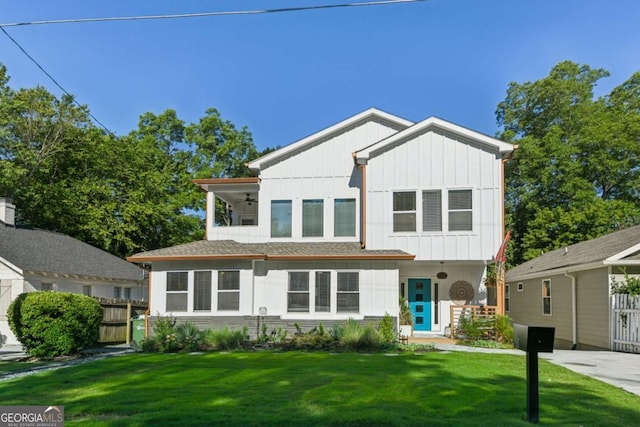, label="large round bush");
[8,291,103,357]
